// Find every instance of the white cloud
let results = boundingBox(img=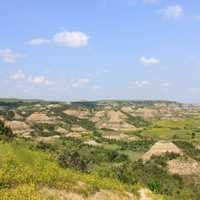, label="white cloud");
[10,70,26,81]
[72,78,90,88]
[53,31,89,47]
[158,5,183,20]
[140,56,160,65]
[29,31,89,47]
[0,48,25,63]
[28,76,52,86]
[143,0,159,4]
[28,38,50,45]
[9,70,52,86]
[131,80,152,87]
